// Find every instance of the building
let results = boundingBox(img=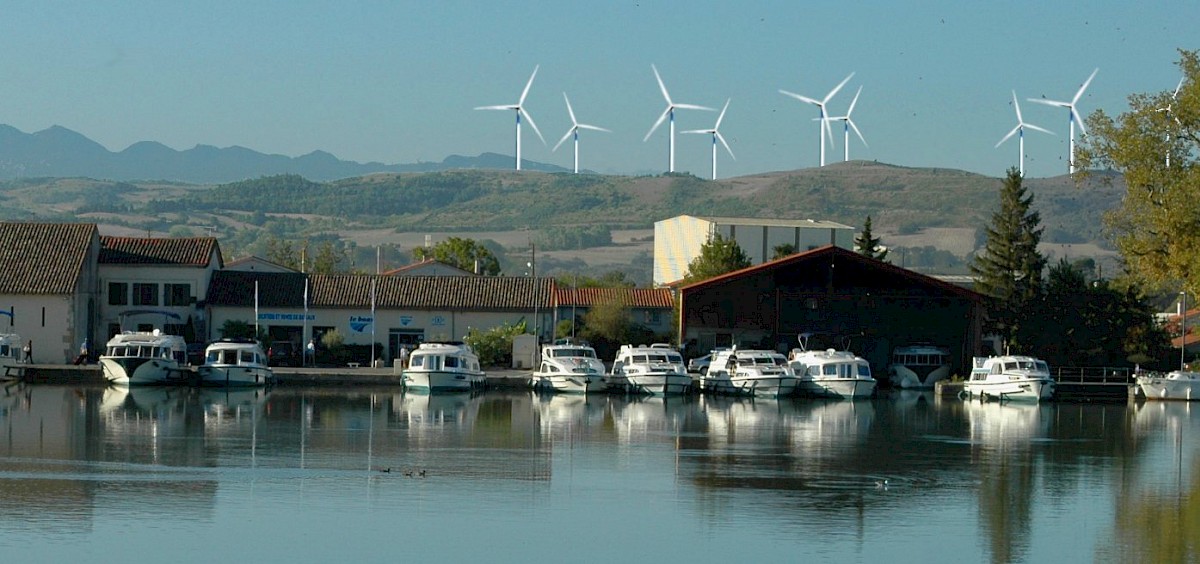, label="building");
[552,286,675,337]
[383,259,475,277]
[224,256,299,273]
[654,215,855,286]
[0,222,100,363]
[678,245,985,375]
